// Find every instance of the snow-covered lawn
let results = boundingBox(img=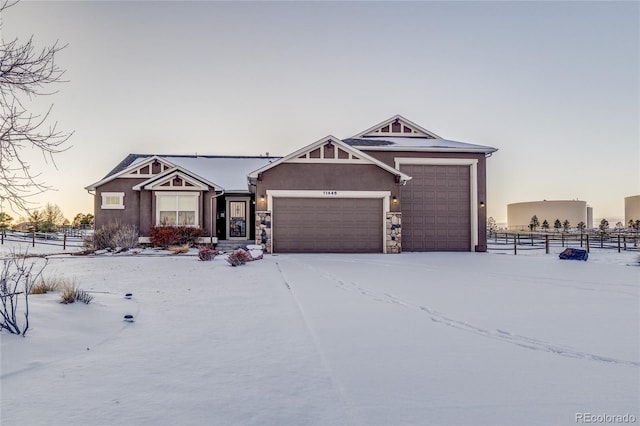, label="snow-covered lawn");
[1,245,638,426]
